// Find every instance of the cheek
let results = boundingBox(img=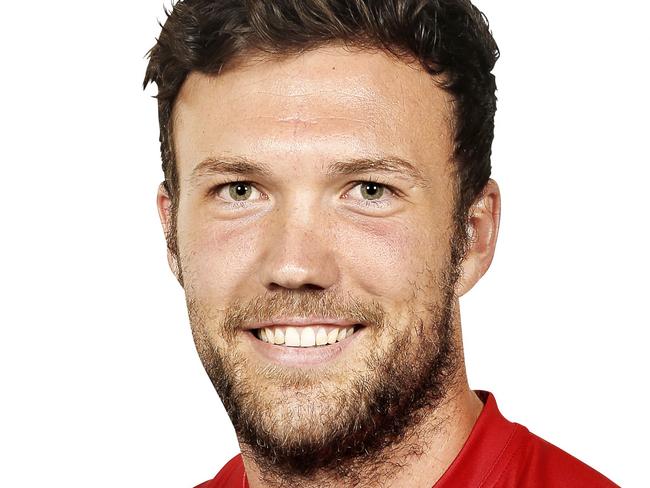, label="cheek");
[340,218,434,299]
[177,210,261,300]
[340,207,450,302]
